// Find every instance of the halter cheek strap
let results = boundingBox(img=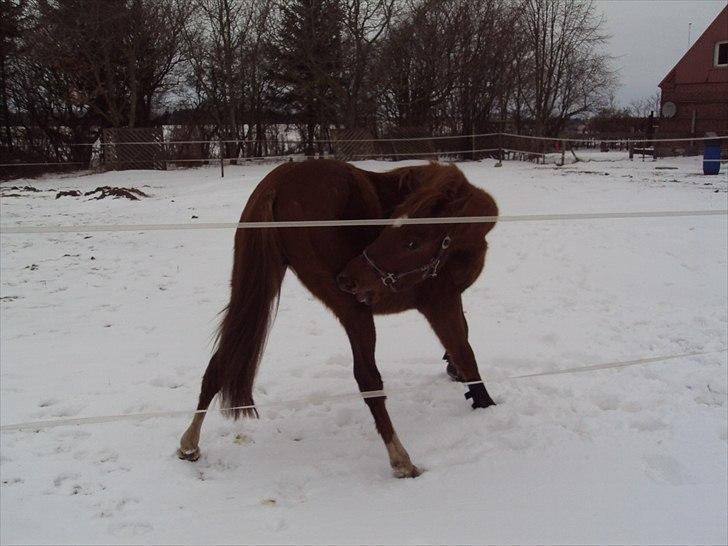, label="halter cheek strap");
[362,235,452,292]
